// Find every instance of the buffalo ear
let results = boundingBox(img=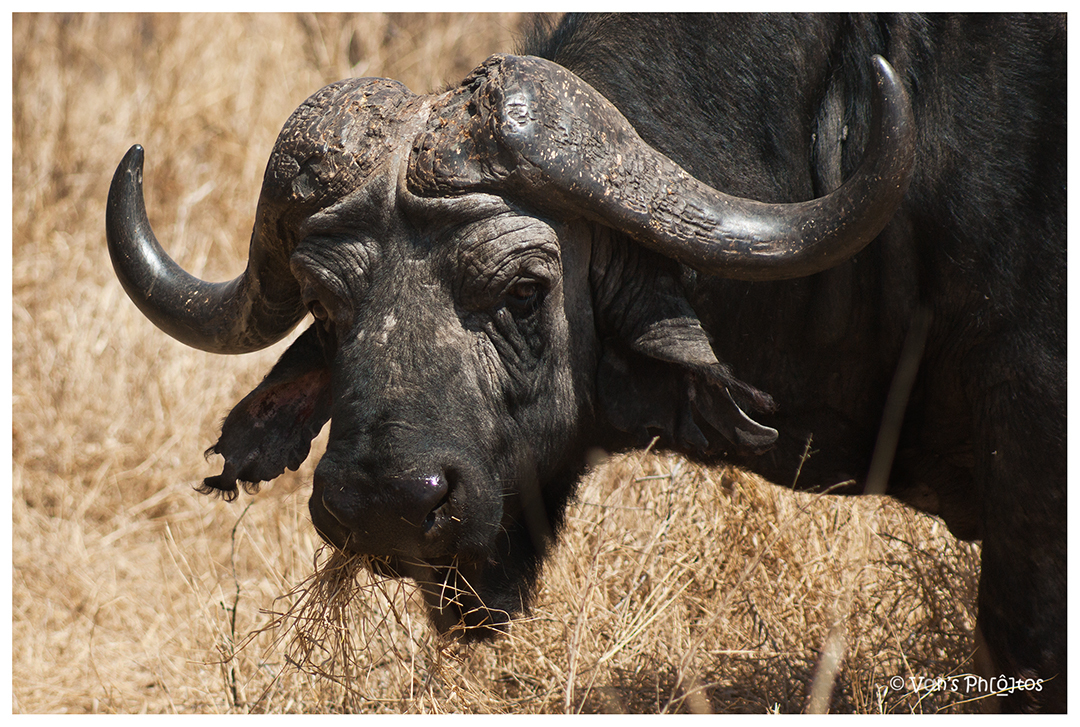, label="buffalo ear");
[595,270,778,457]
[200,325,331,500]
